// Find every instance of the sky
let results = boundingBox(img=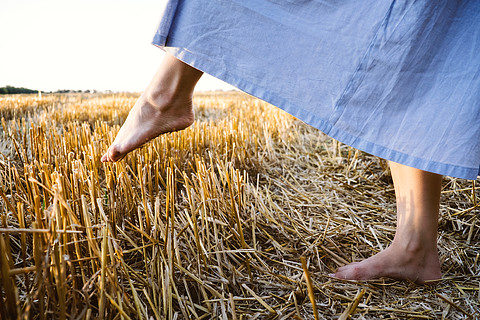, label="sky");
[0,0,234,92]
